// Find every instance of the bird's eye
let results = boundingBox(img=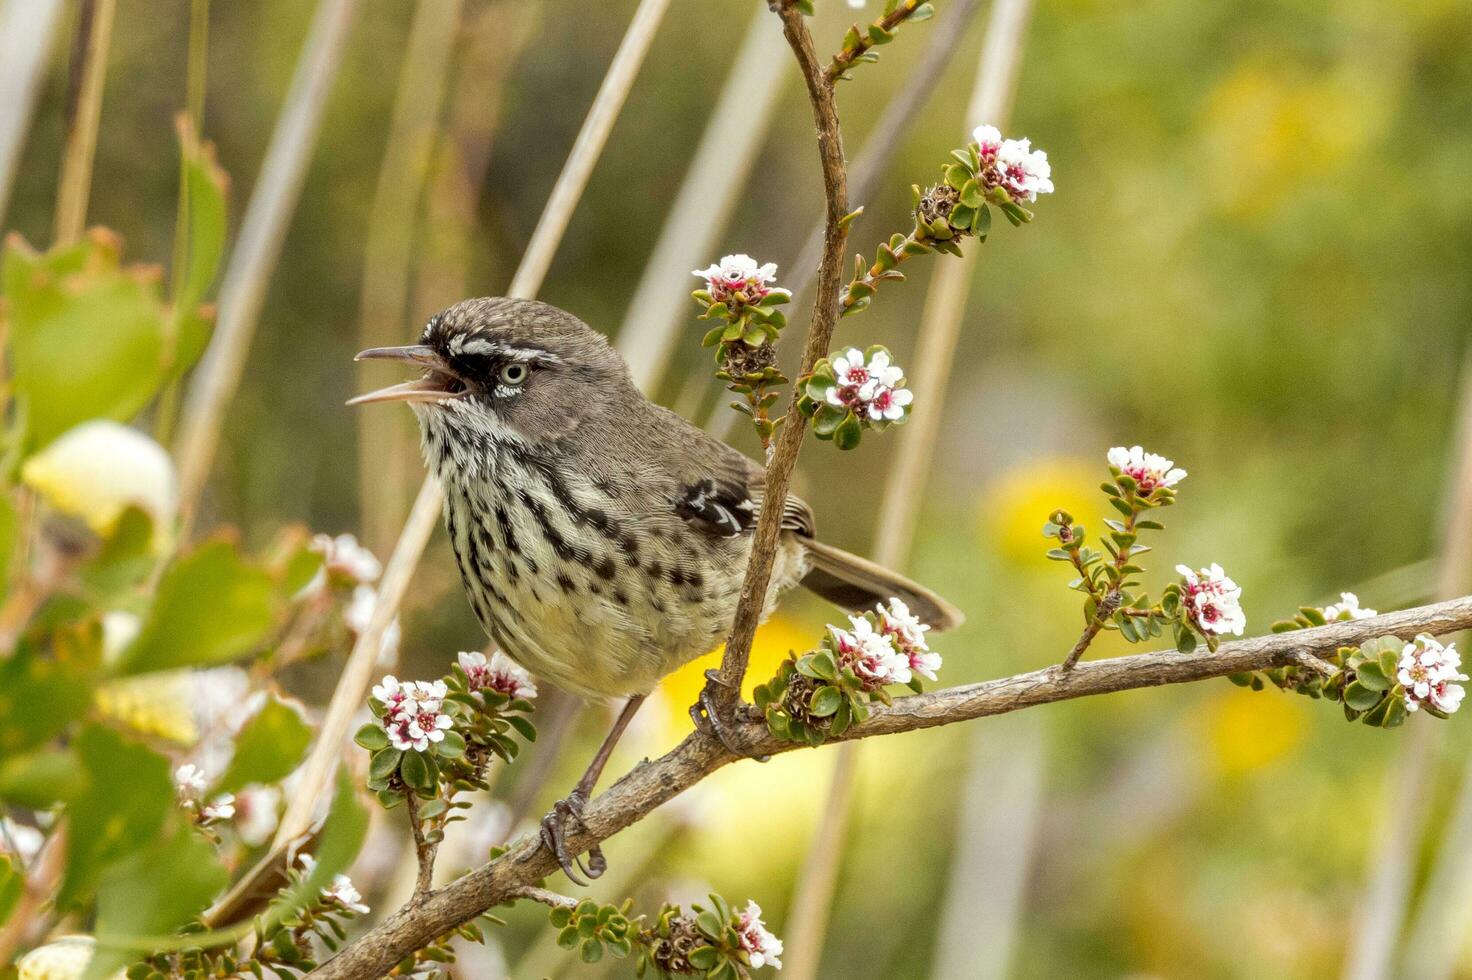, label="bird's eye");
[498,362,529,387]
